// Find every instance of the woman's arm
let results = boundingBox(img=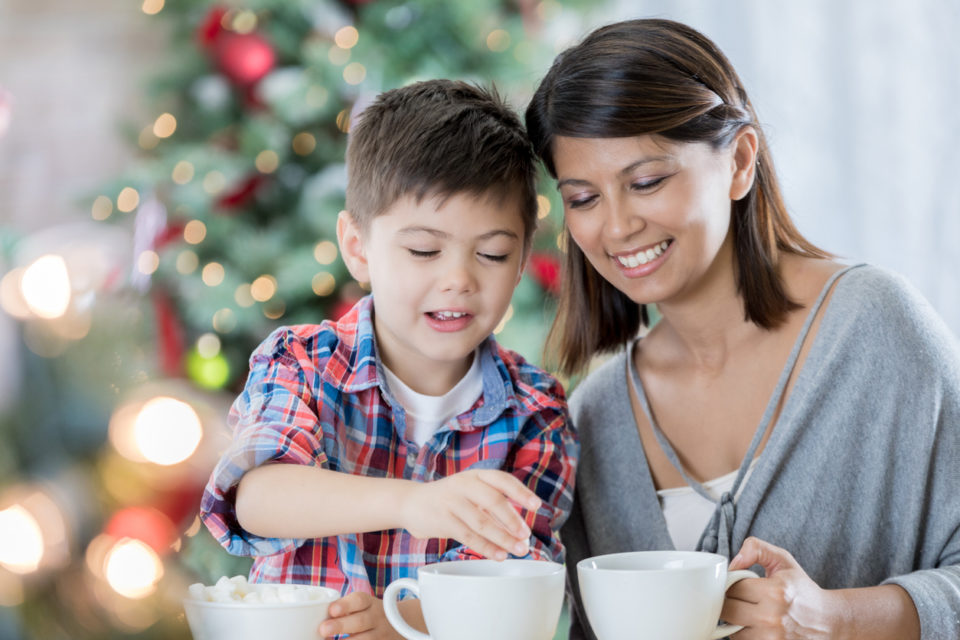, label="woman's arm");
[723,537,920,640]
